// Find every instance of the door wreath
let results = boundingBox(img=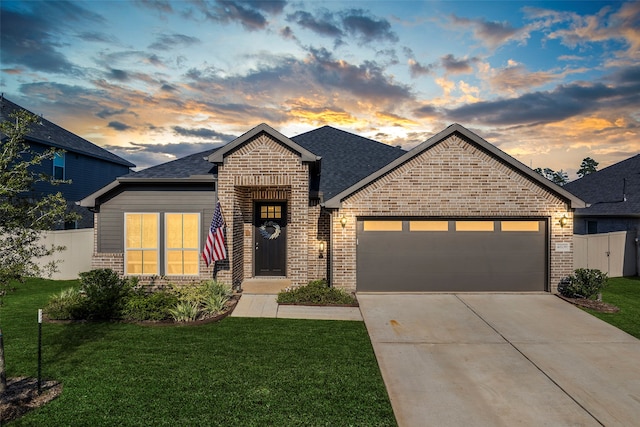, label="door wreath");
[259,221,281,240]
